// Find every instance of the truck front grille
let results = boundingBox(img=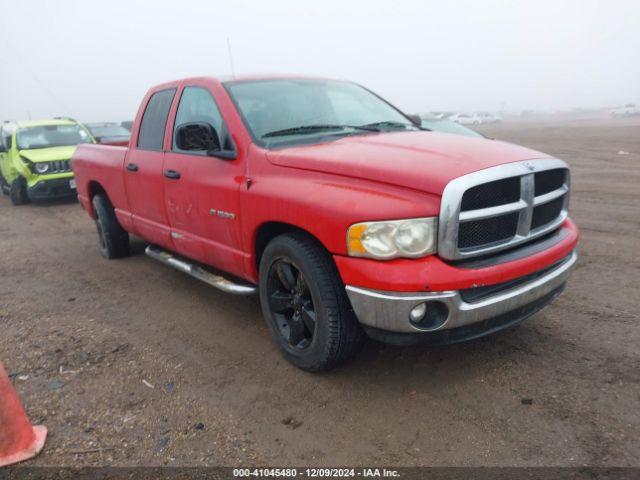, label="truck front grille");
[438,159,570,260]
